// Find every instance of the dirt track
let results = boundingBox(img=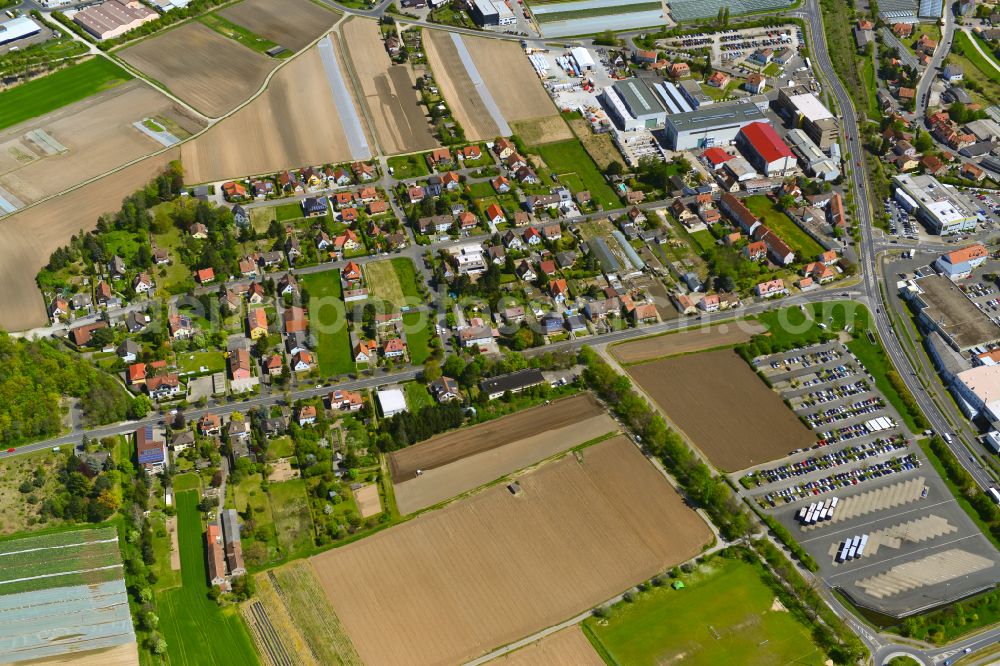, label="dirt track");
[612,322,766,364]
[219,0,338,52]
[0,152,175,331]
[488,627,602,665]
[343,18,437,154]
[423,29,500,140]
[312,436,712,666]
[388,393,604,482]
[628,350,815,471]
[0,81,202,205]
[181,44,356,183]
[119,22,273,117]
